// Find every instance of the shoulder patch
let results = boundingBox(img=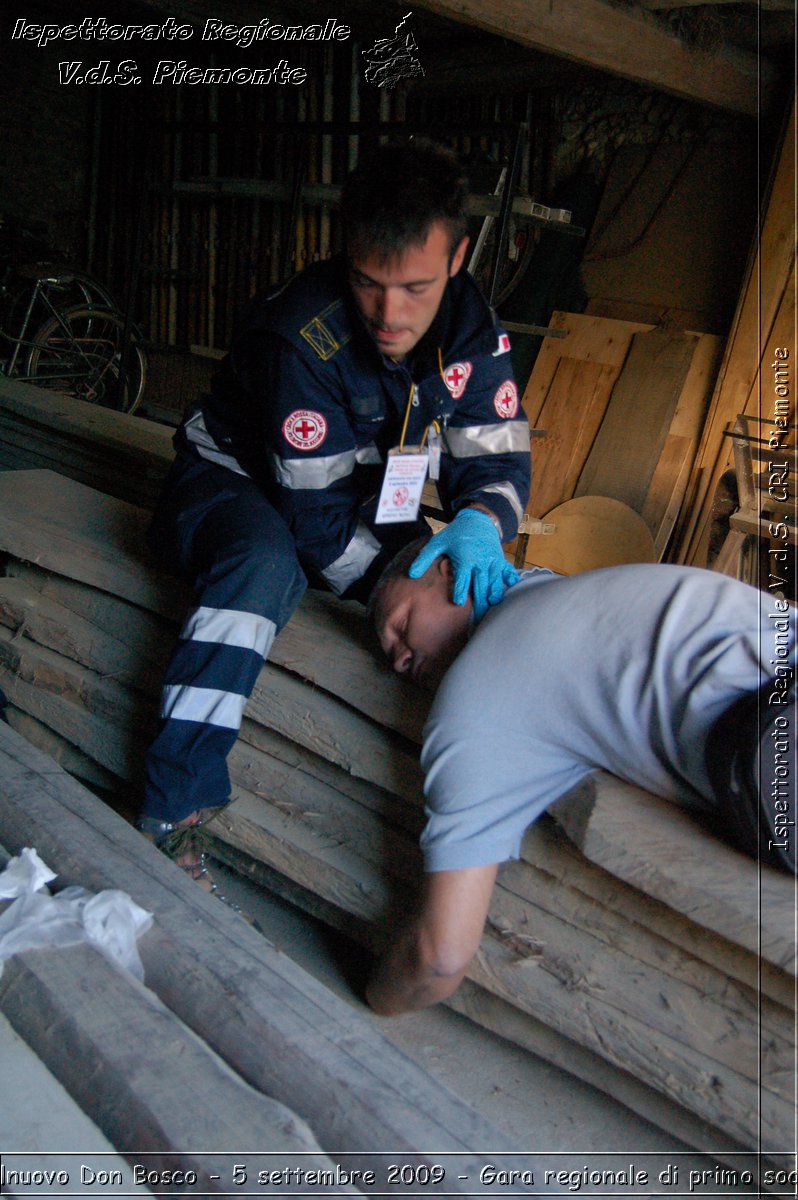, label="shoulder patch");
[443,361,472,400]
[300,300,351,361]
[493,380,519,419]
[283,409,329,451]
